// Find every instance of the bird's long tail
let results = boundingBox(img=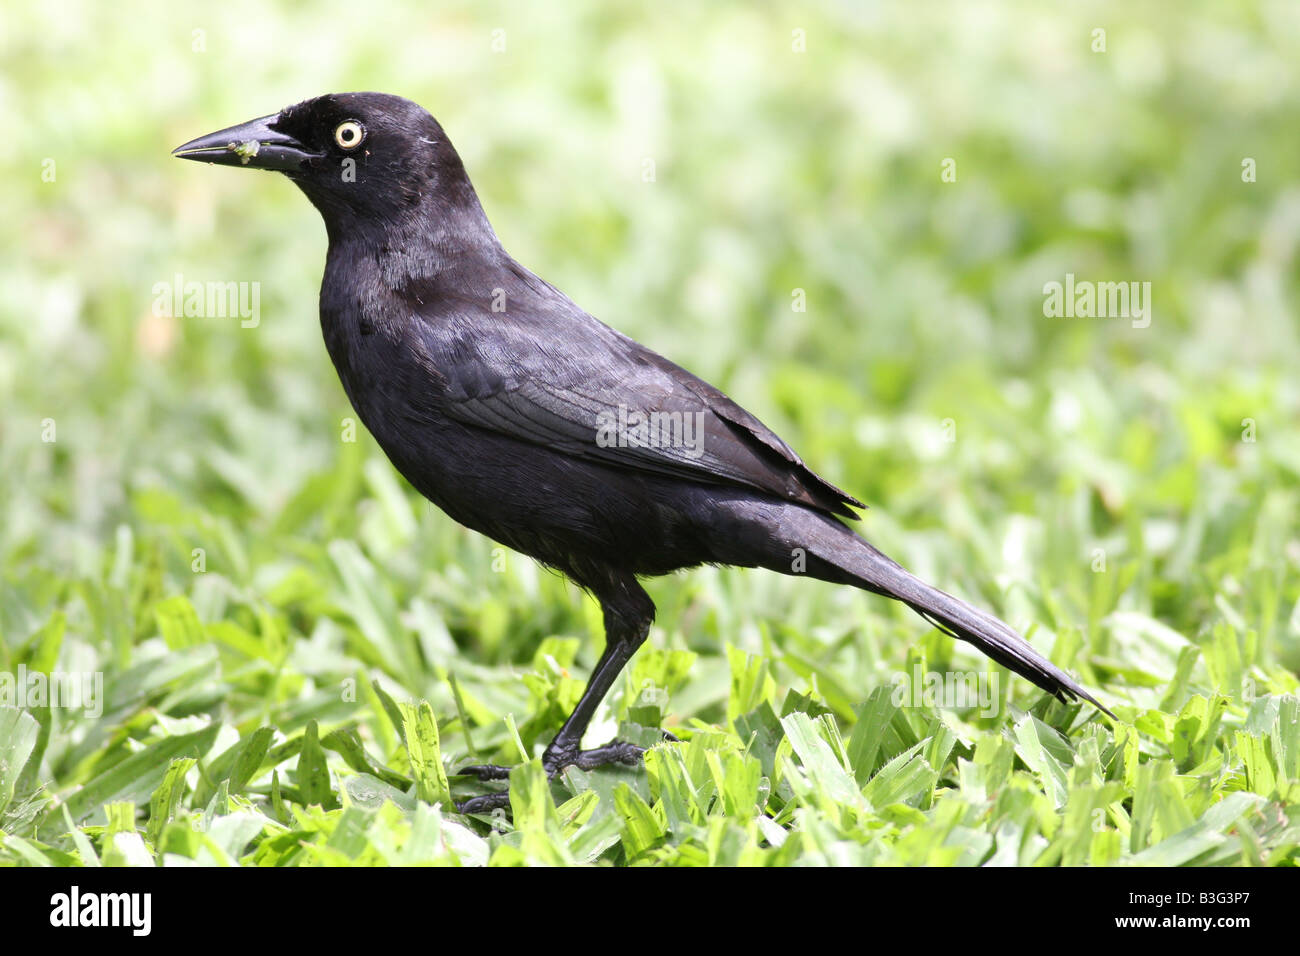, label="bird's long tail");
[740,503,1113,716]
[848,540,1112,715]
